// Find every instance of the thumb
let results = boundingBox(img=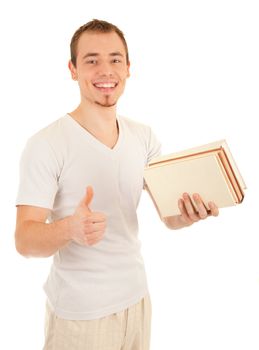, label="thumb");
[79,186,94,211]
